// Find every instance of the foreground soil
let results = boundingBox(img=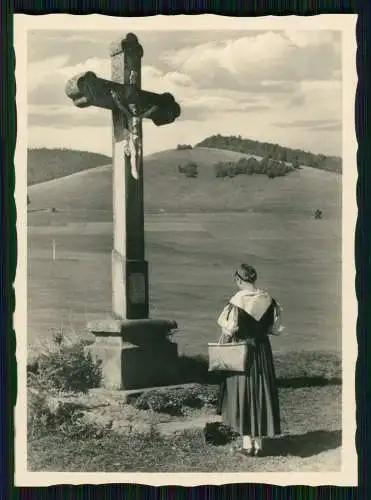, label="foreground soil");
[28,385,341,472]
